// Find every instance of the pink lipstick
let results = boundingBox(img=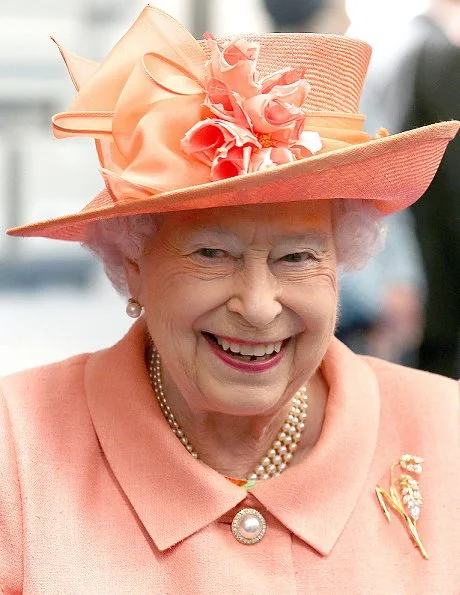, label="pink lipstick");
[203,333,288,373]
